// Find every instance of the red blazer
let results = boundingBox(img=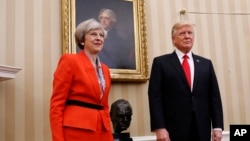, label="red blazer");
[50,51,112,141]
